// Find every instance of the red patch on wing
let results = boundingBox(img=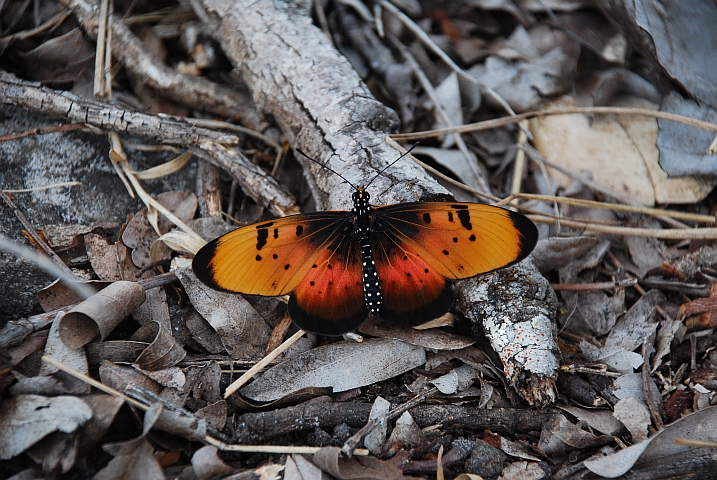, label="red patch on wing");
[288,236,367,335]
[373,233,455,326]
